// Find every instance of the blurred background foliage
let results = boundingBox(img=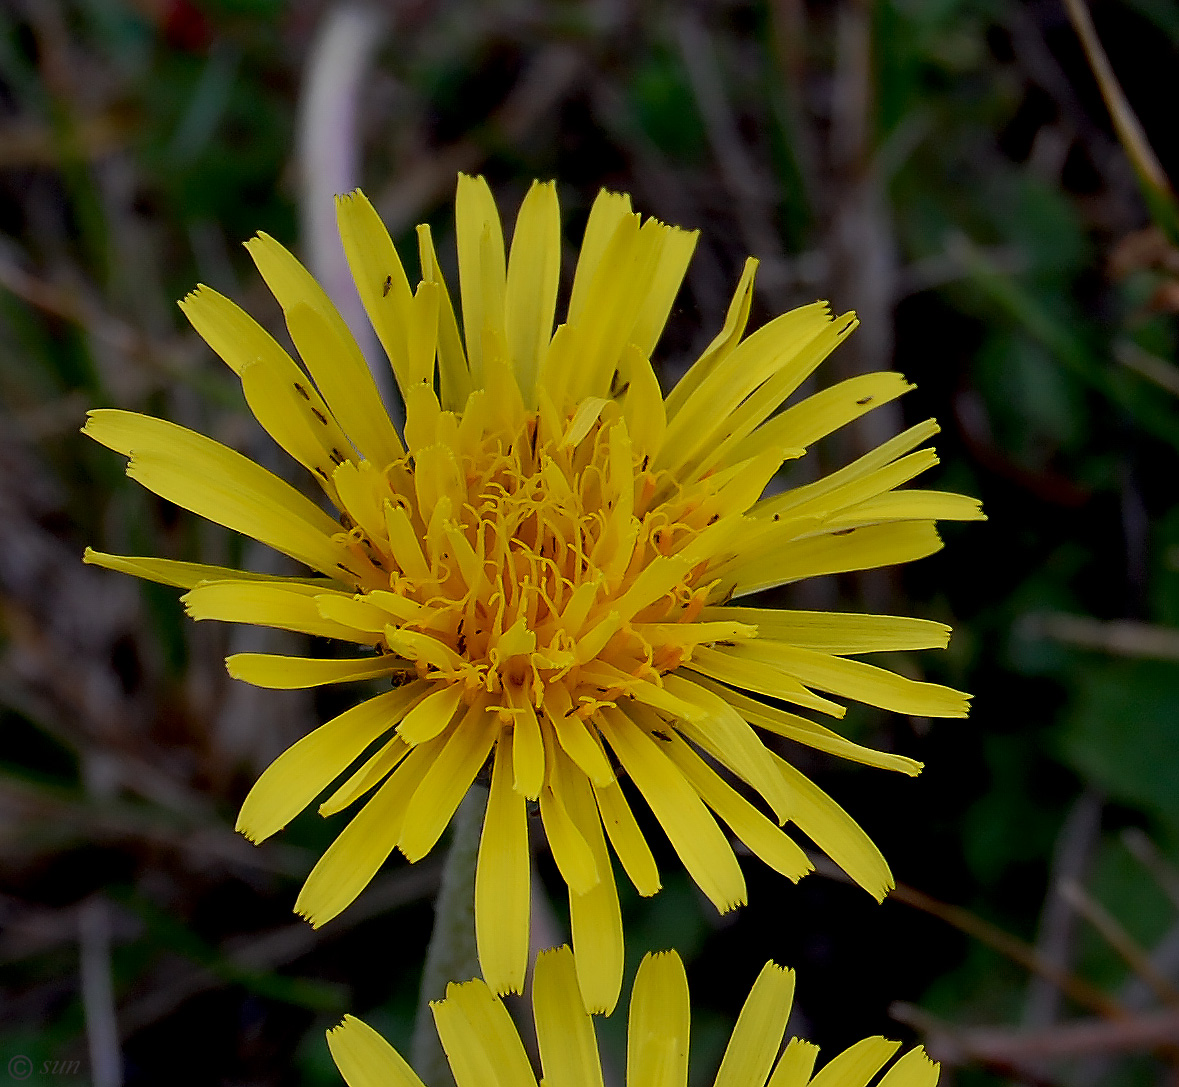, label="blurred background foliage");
[3,0,1179,1084]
